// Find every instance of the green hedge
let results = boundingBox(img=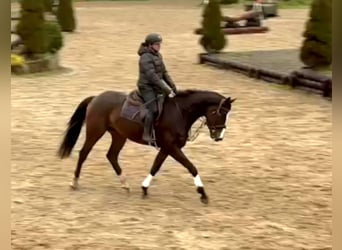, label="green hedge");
[45,21,64,53]
[57,0,76,32]
[200,0,227,53]
[299,0,331,68]
[16,0,48,55]
[220,0,239,4]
